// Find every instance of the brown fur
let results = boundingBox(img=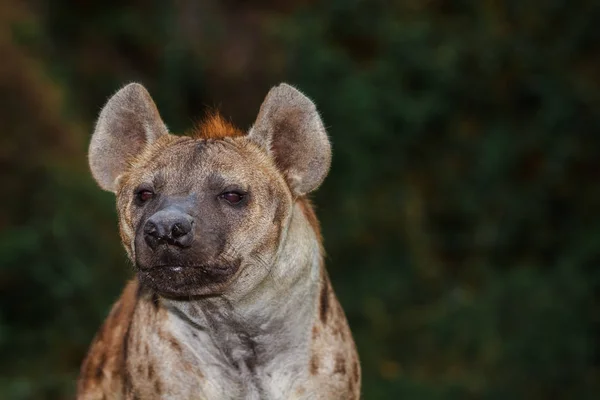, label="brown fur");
[78,280,139,397]
[79,83,360,399]
[80,273,359,399]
